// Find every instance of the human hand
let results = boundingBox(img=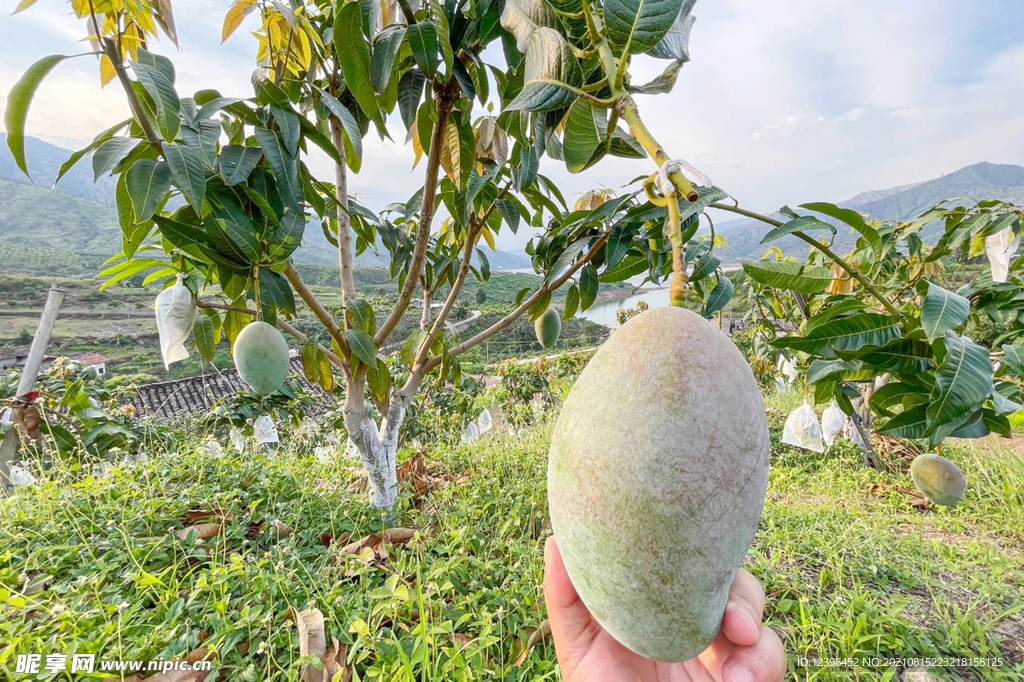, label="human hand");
[544,536,785,682]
